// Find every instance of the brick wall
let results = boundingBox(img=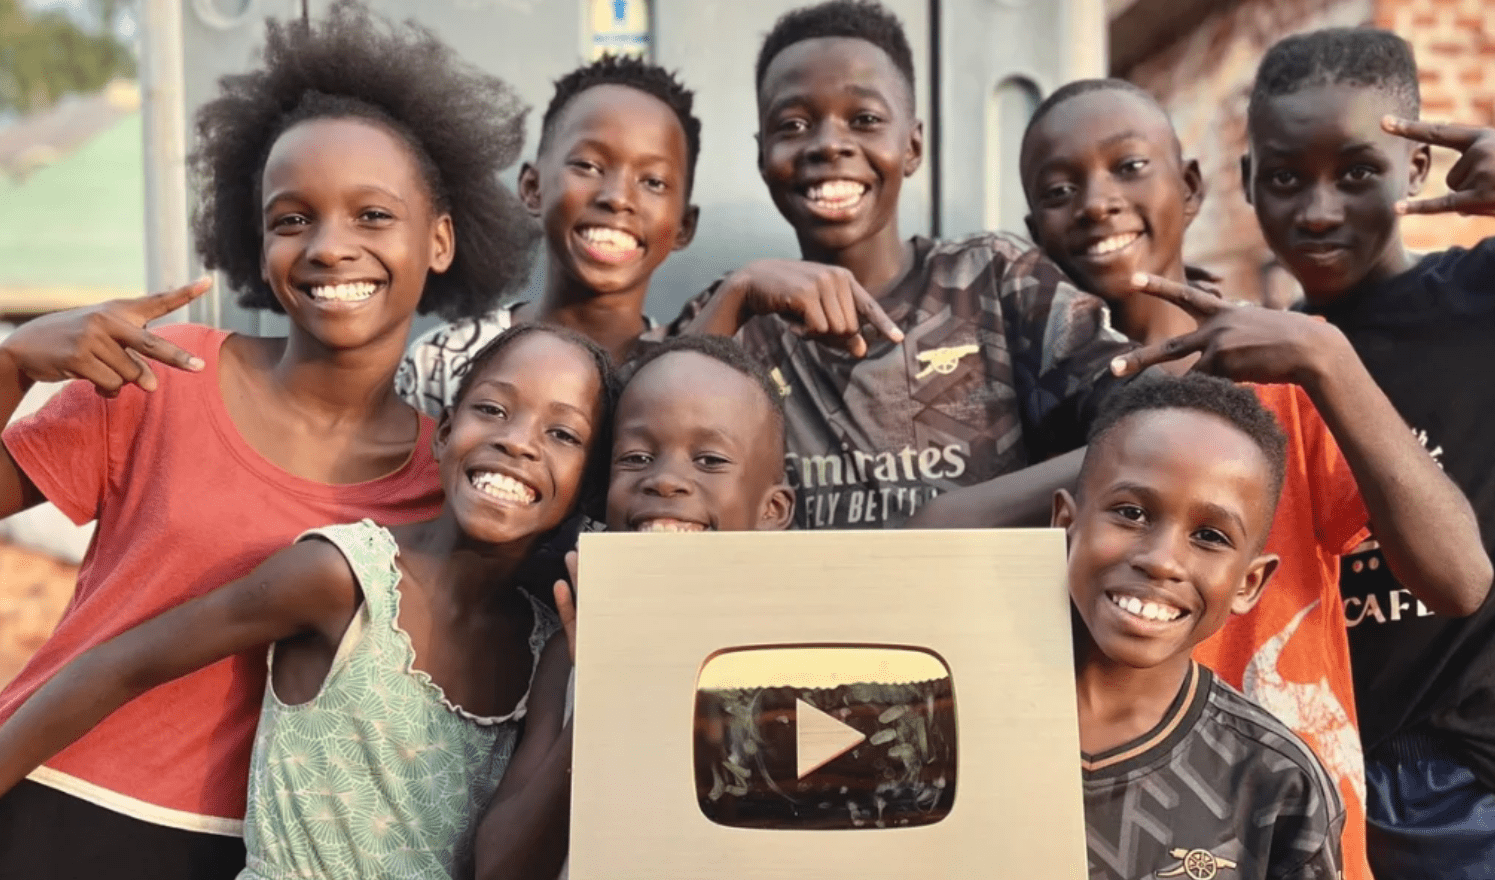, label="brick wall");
[1122,0,1493,304]
[1123,0,1374,306]
[1377,0,1495,251]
